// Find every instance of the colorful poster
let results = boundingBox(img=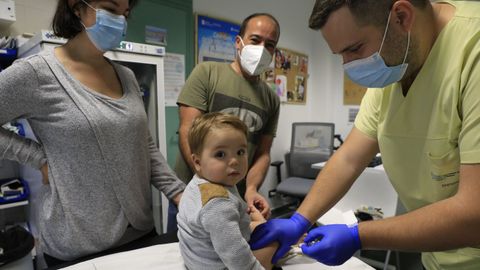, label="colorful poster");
[196,14,240,64]
[274,74,287,102]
